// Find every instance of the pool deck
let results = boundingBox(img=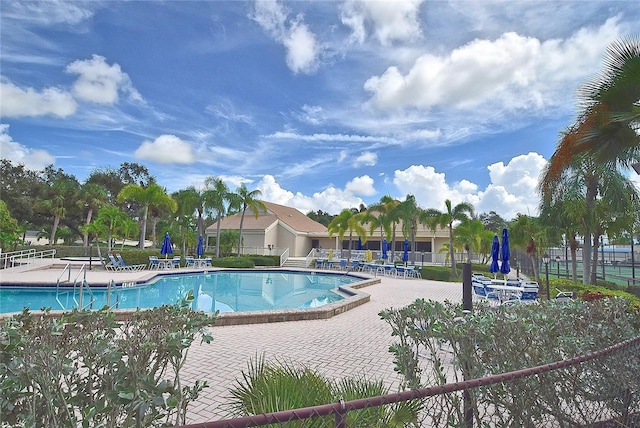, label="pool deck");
[0,259,463,424]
